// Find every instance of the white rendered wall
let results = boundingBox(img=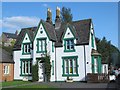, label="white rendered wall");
[33,23,55,81]
[13,50,23,80]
